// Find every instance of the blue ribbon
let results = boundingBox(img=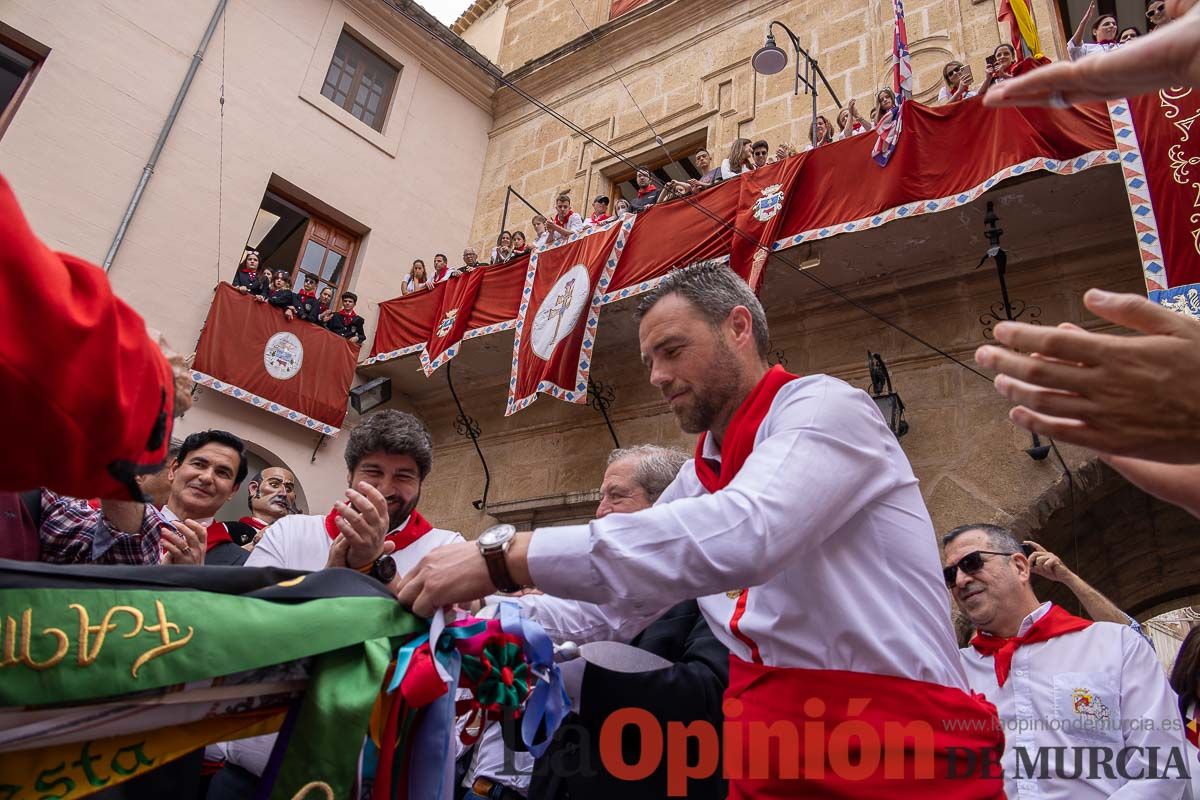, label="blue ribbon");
[500,601,571,758]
